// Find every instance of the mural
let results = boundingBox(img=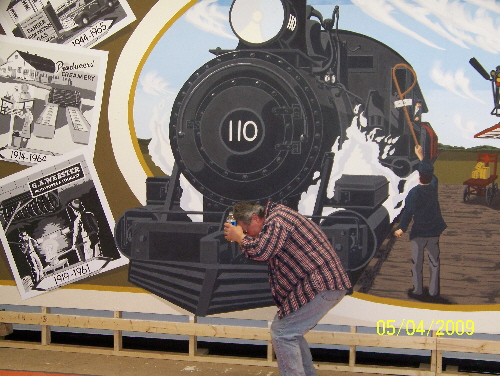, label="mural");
[114,0,441,316]
[107,0,500,317]
[0,0,498,334]
[0,0,136,48]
